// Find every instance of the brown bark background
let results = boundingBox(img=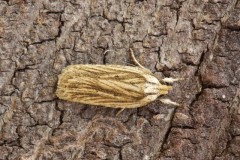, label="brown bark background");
[0,0,240,159]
